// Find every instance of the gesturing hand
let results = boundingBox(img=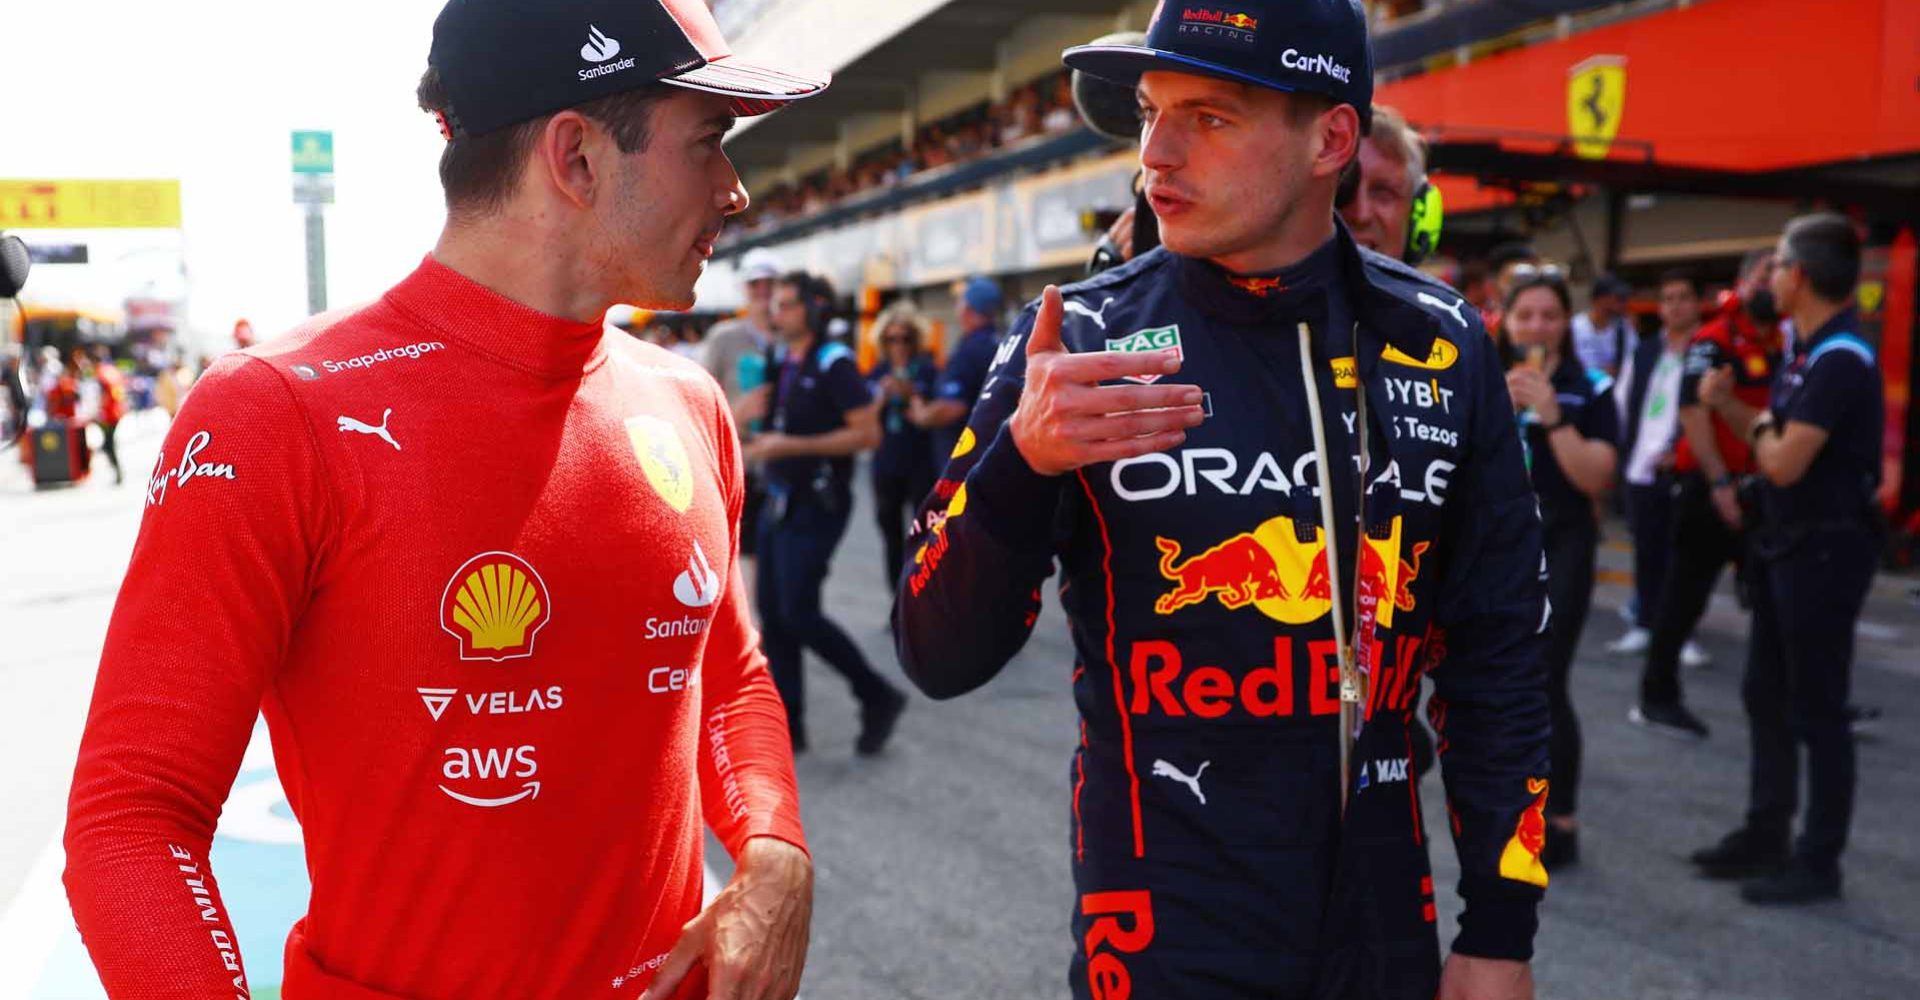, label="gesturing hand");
[640,837,813,1000]
[1009,286,1206,476]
